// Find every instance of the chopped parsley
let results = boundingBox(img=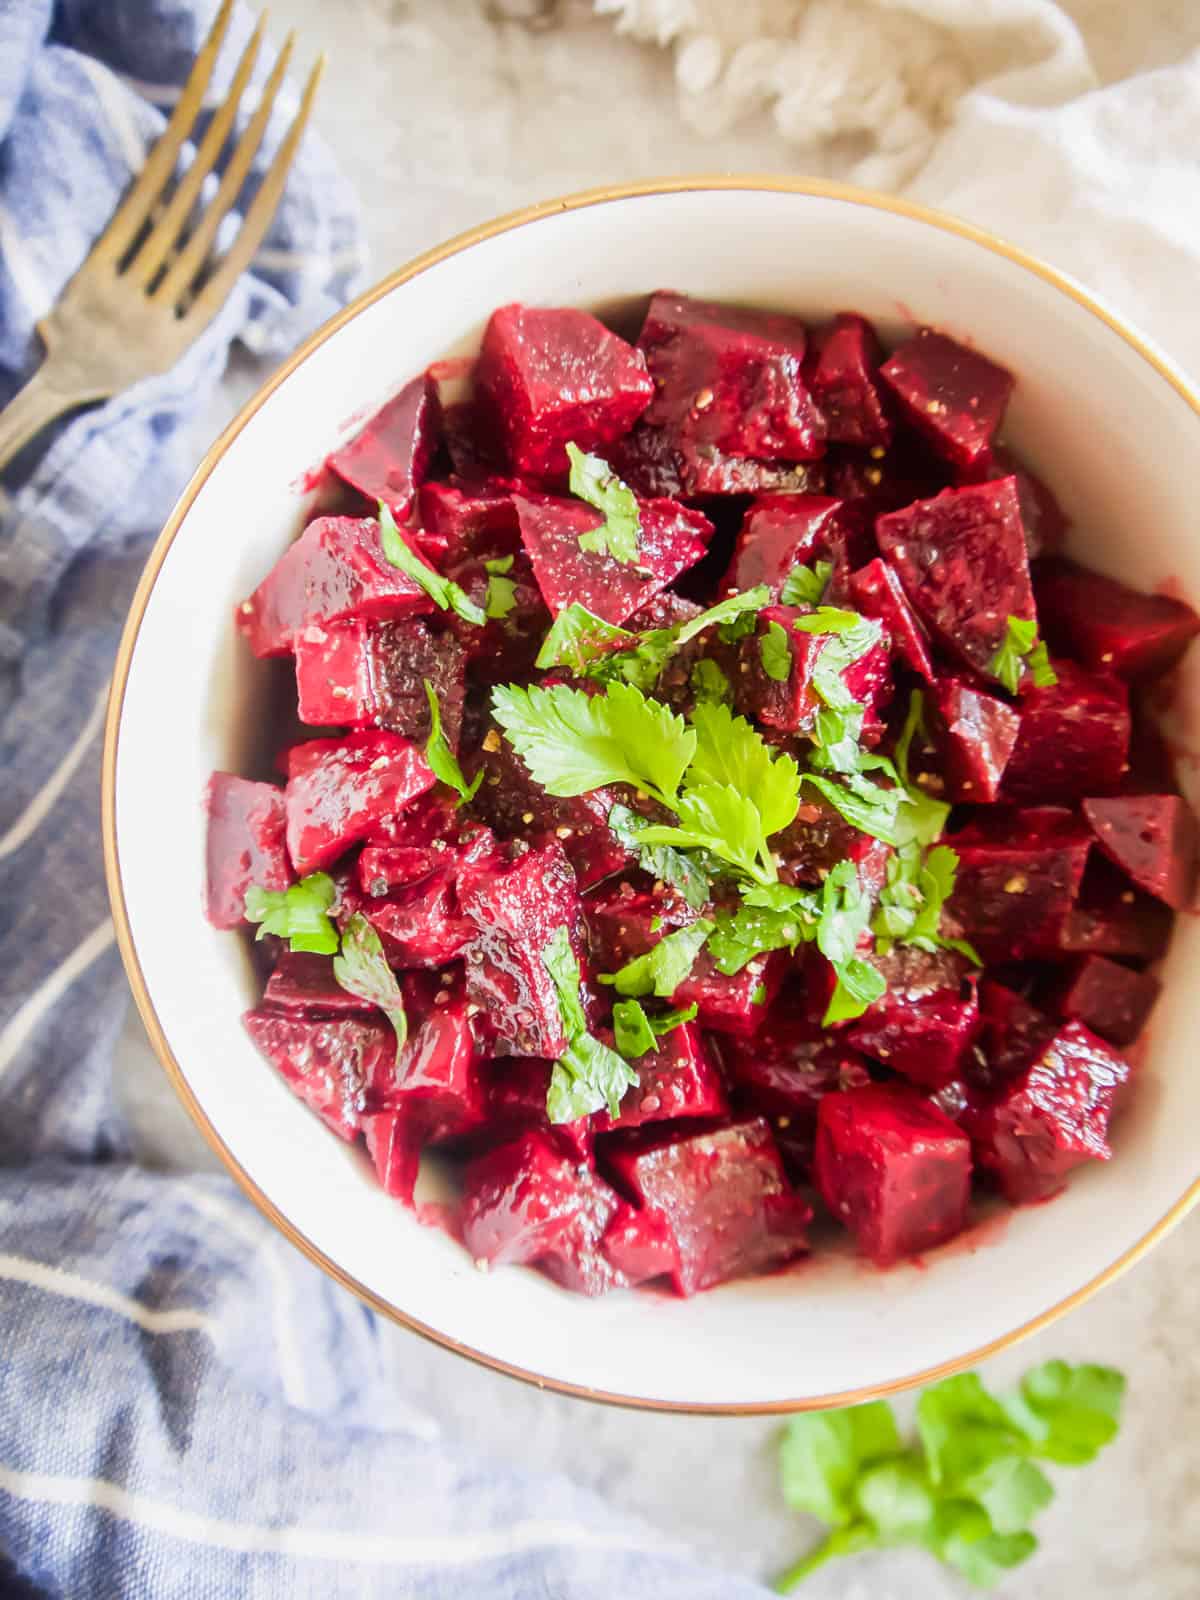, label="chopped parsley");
[567,442,641,565]
[244,872,338,955]
[760,620,792,681]
[541,926,636,1122]
[423,681,482,807]
[612,998,698,1059]
[599,919,714,998]
[377,502,486,625]
[989,614,1058,694]
[690,657,731,706]
[780,559,833,607]
[333,914,408,1050]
